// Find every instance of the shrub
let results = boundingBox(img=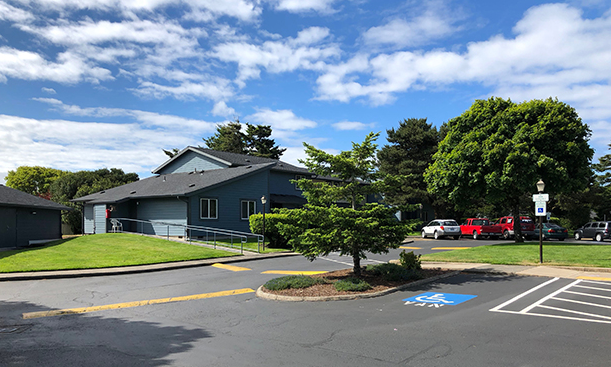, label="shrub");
[263,275,324,291]
[334,277,372,292]
[249,213,293,249]
[366,263,422,281]
[399,250,422,271]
